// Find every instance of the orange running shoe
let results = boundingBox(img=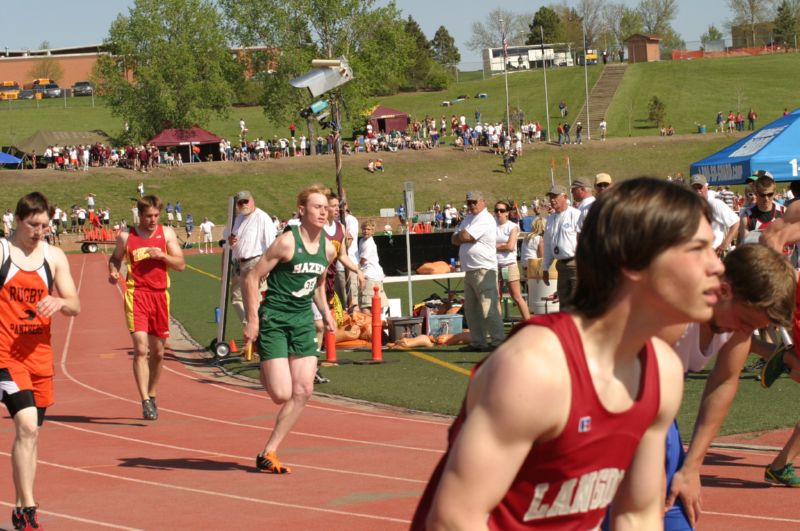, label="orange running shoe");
[256,451,291,474]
